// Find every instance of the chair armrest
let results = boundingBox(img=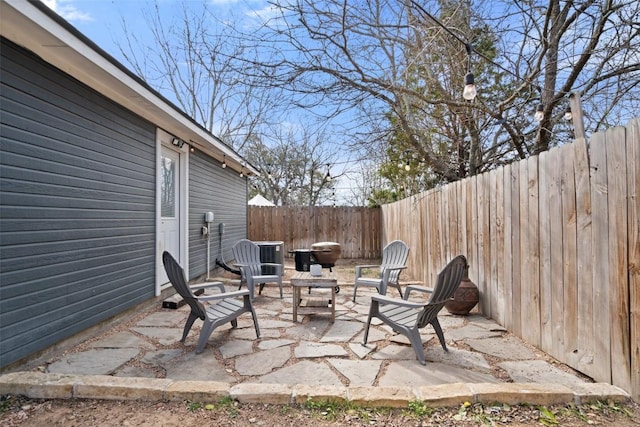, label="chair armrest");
[355,264,380,278]
[196,289,250,302]
[261,263,284,274]
[404,285,434,300]
[371,294,425,309]
[190,282,226,293]
[383,264,407,270]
